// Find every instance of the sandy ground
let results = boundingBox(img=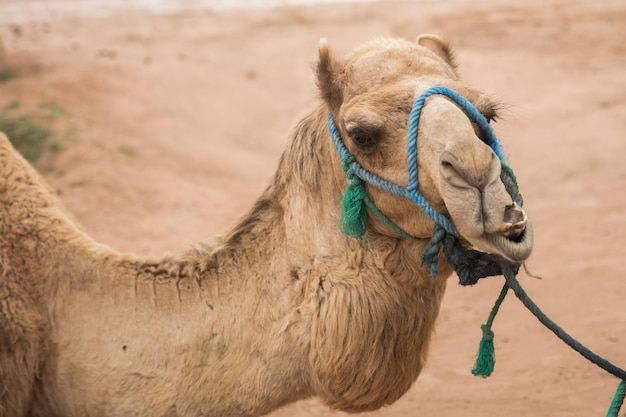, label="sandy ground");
[1,0,626,416]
